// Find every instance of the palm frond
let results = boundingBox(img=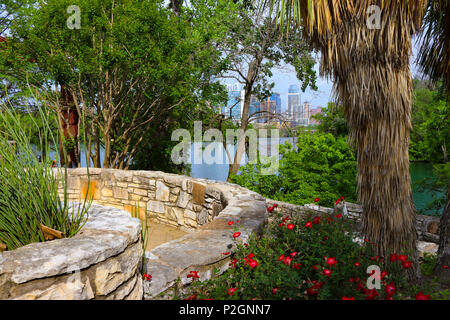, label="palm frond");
[417,0,450,94]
